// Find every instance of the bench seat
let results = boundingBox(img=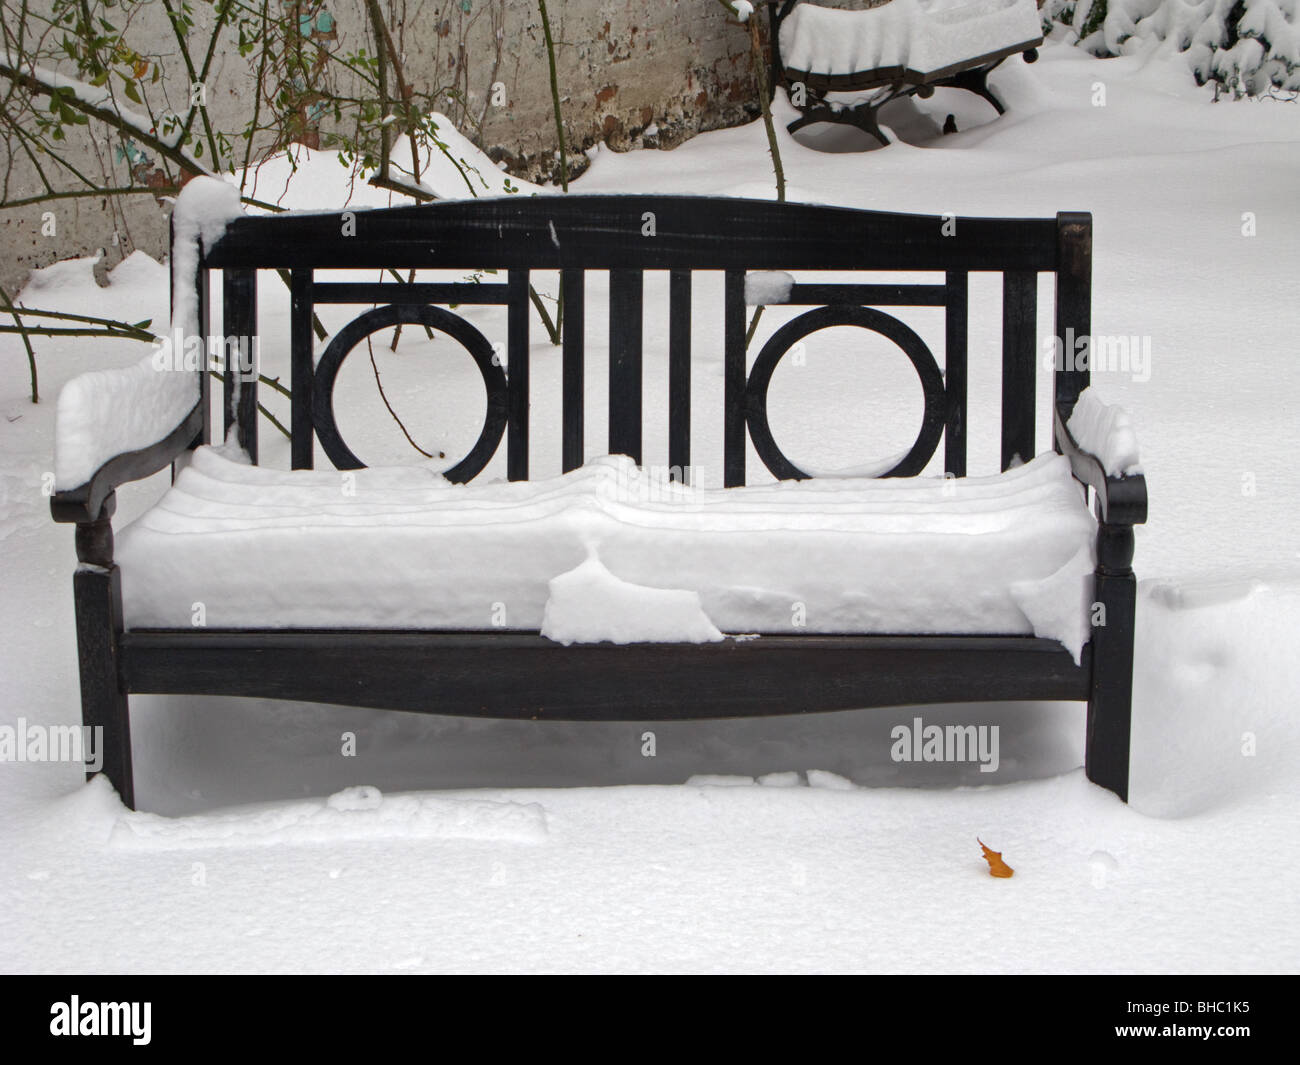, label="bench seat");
[116,446,1095,639]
